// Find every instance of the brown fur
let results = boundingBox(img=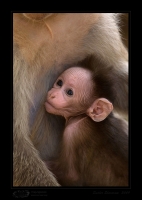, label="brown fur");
[13,13,128,186]
[119,13,128,49]
[47,114,128,186]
